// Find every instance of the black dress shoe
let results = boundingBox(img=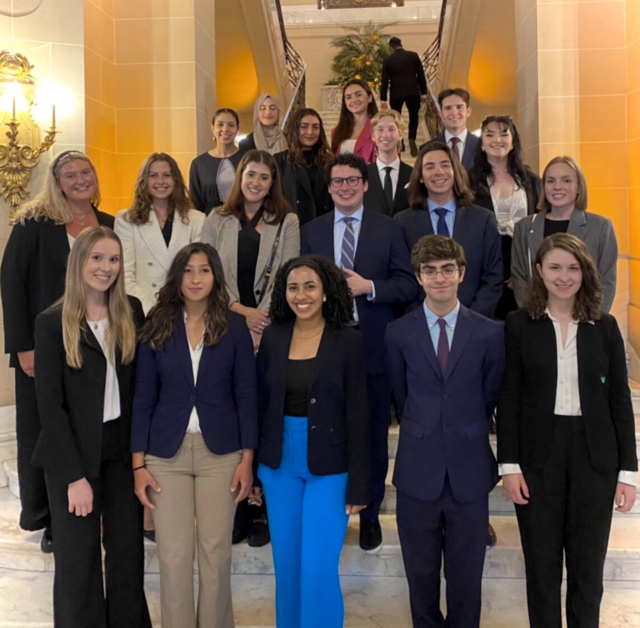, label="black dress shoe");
[143,530,156,543]
[410,139,419,157]
[40,527,54,554]
[233,499,251,544]
[359,519,383,554]
[247,516,270,547]
[487,523,497,548]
